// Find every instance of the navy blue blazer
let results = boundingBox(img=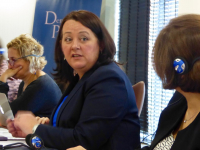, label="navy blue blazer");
[35,62,140,150]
